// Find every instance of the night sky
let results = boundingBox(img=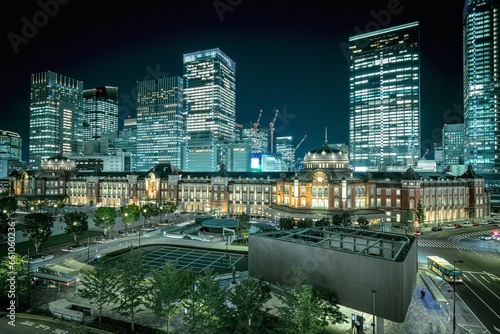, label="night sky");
[3,0,464,164]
